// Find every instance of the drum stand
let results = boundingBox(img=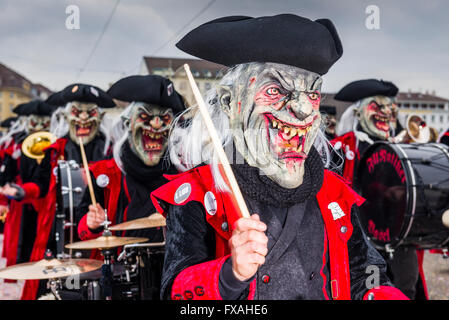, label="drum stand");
[99,210,114,300]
